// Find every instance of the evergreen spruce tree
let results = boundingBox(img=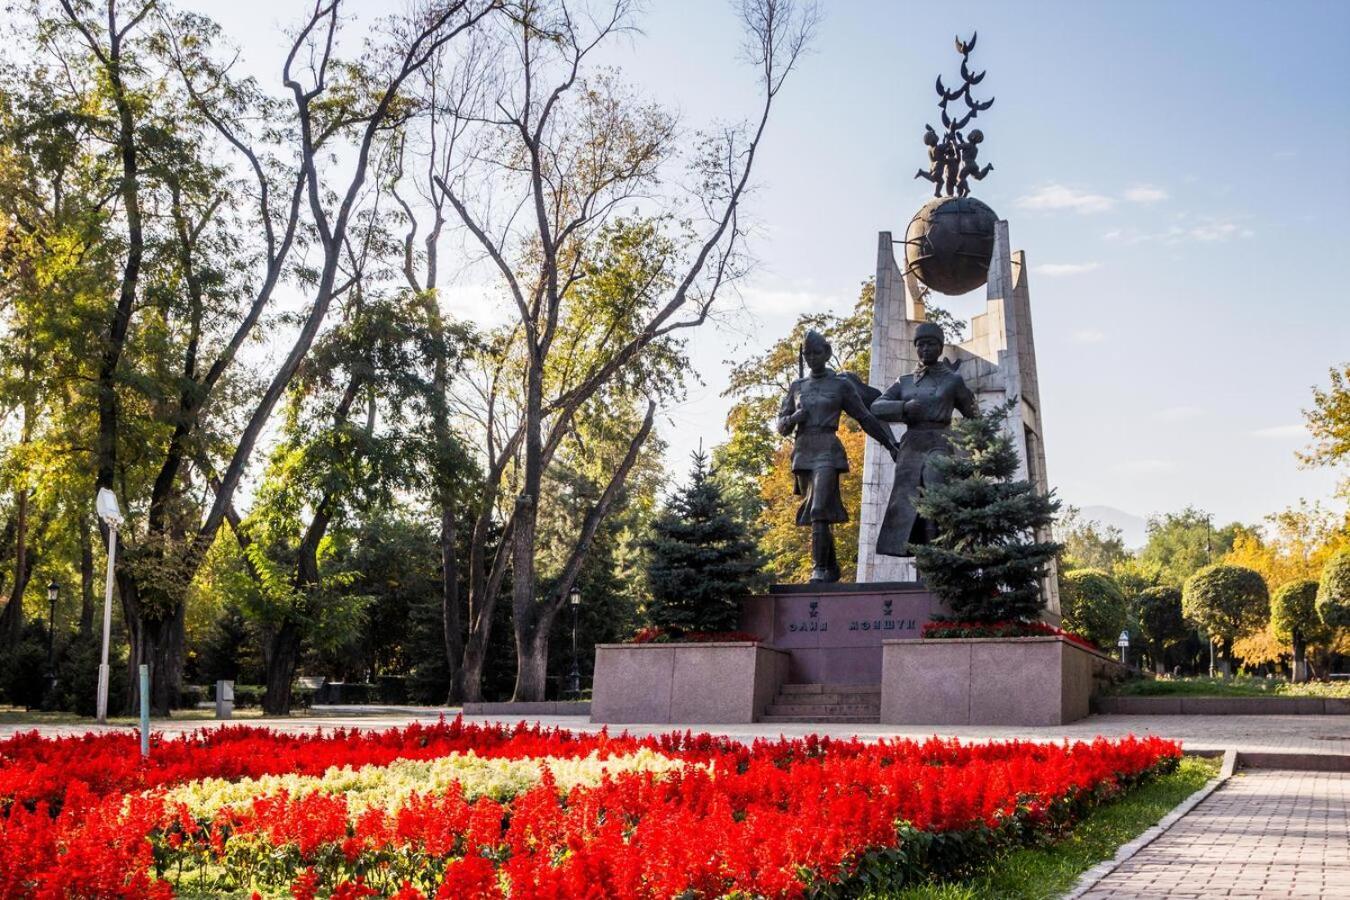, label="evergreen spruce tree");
[912,400,1062,622]
[644,449,764,634]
